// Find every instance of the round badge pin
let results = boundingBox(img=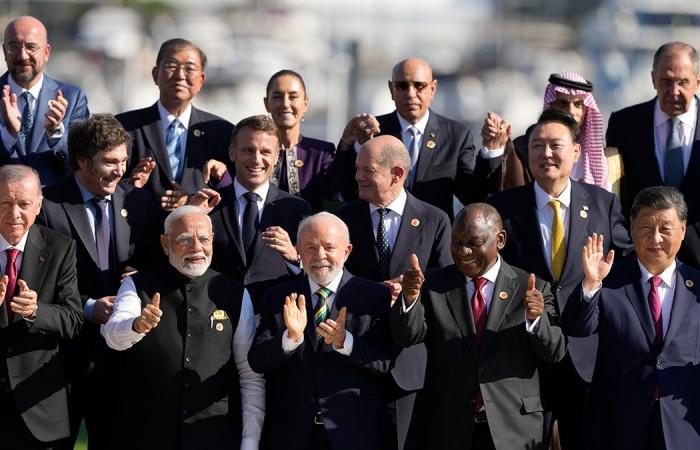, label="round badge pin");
[193,129,203,137]
[216,323,224,332]
[686,280,695,288]
[410,218,420,227]
[499,291,508,300]
[426,140,436,149]
[120,209,128,218]
[294,159,304,168]
[580,210,588,219]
